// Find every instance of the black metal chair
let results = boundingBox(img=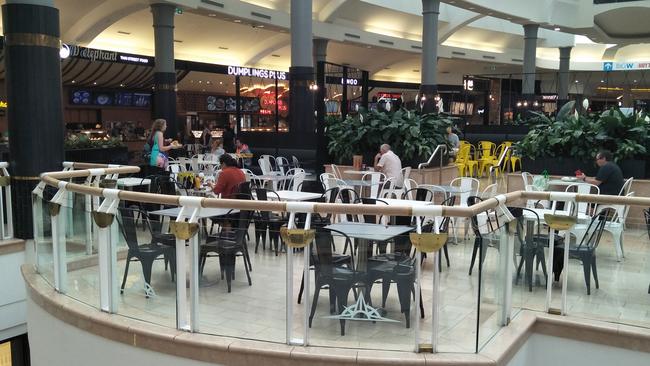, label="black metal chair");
[200,209,254,292]
[402,187,434,202]
[468,196,502,276]
[117,207,175,296]
[512,208,550,291]
[554,206,614,295]
[309,228,367,336]
[253,188,287,255]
